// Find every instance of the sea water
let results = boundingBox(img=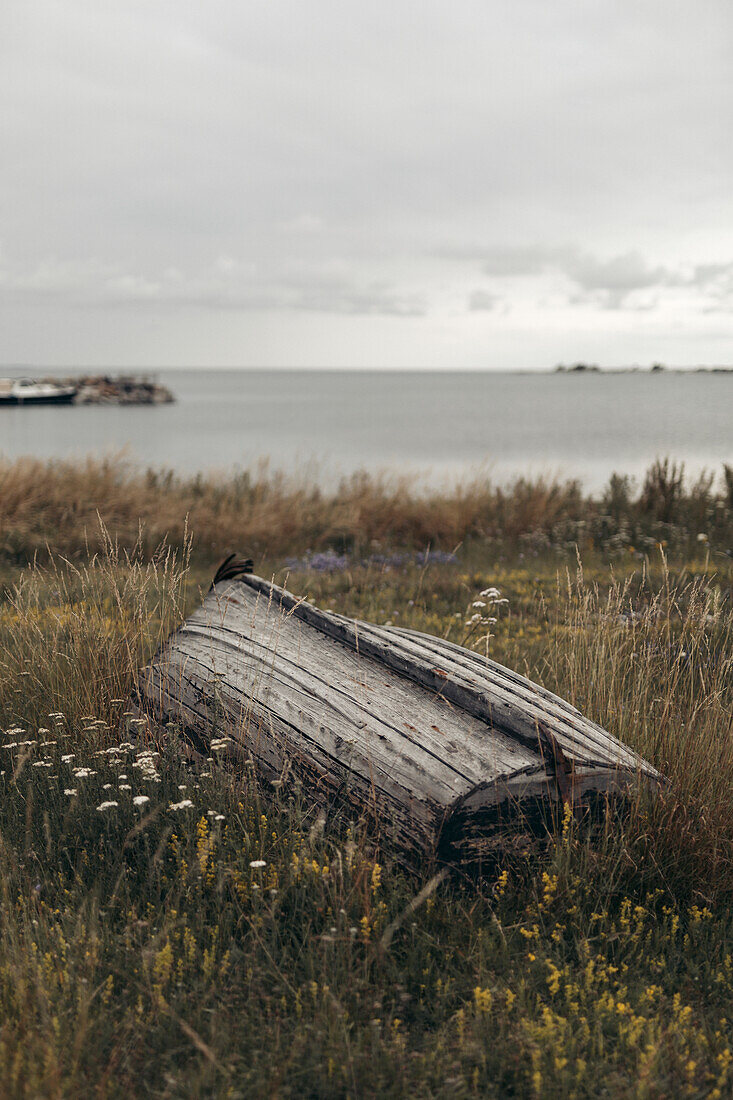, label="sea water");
[0,369,730,493]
